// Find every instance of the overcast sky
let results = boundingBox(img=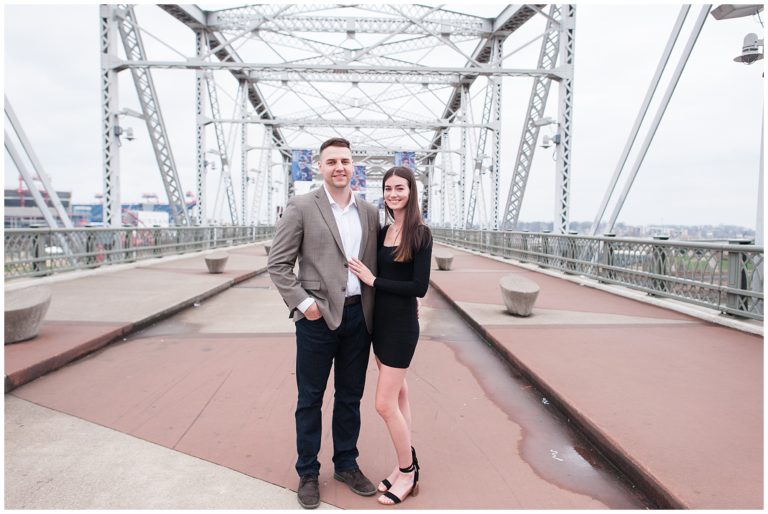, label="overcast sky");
[4,2,764,228]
